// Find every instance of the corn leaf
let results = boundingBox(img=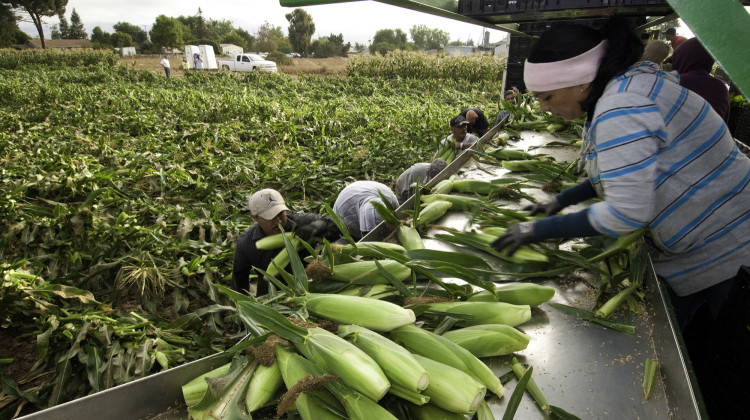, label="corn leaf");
[236,301,308,344]
[549,303,635,335]
[643,358,658,400]
[503,365,532,420]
